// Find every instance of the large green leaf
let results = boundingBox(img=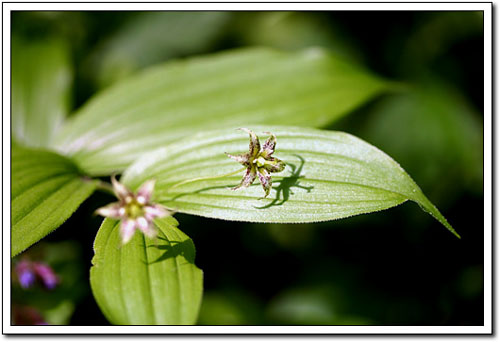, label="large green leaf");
[12,37,72,148]
[11,146,97,256]
[122,126,458,237]
[90,216,203,325]
[54,47,389,175]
